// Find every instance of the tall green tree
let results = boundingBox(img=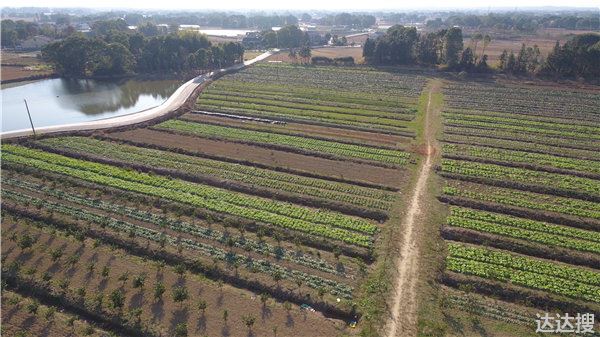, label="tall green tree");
[443,27,464,69]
